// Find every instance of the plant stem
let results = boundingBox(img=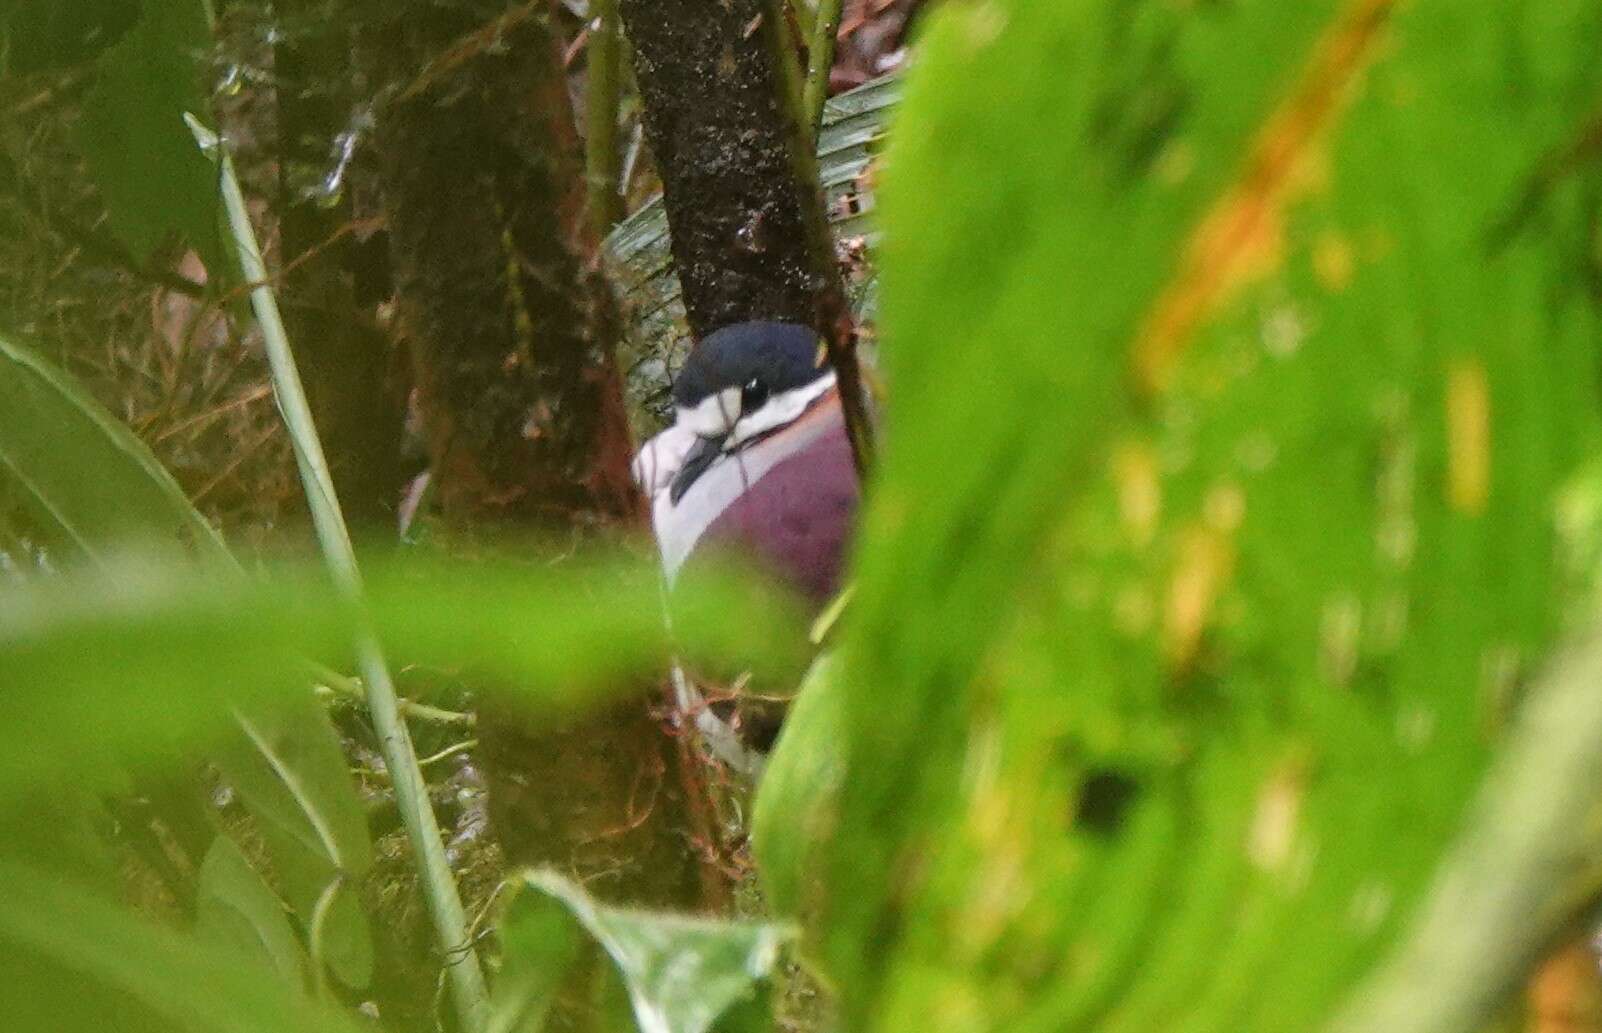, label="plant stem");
[585,0,626,238]
[187,114,491,1033]
[767,0,876,475]
[312,666,477,728]
[802,0,842,142]
[789,0,816,42]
